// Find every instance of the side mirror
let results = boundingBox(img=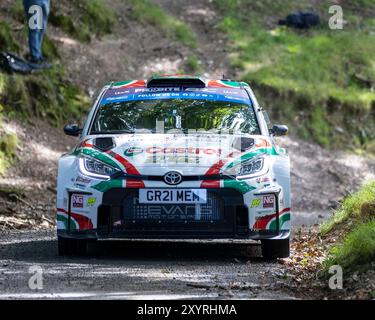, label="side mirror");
[64,124,82,137]
[270,124,288,137]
